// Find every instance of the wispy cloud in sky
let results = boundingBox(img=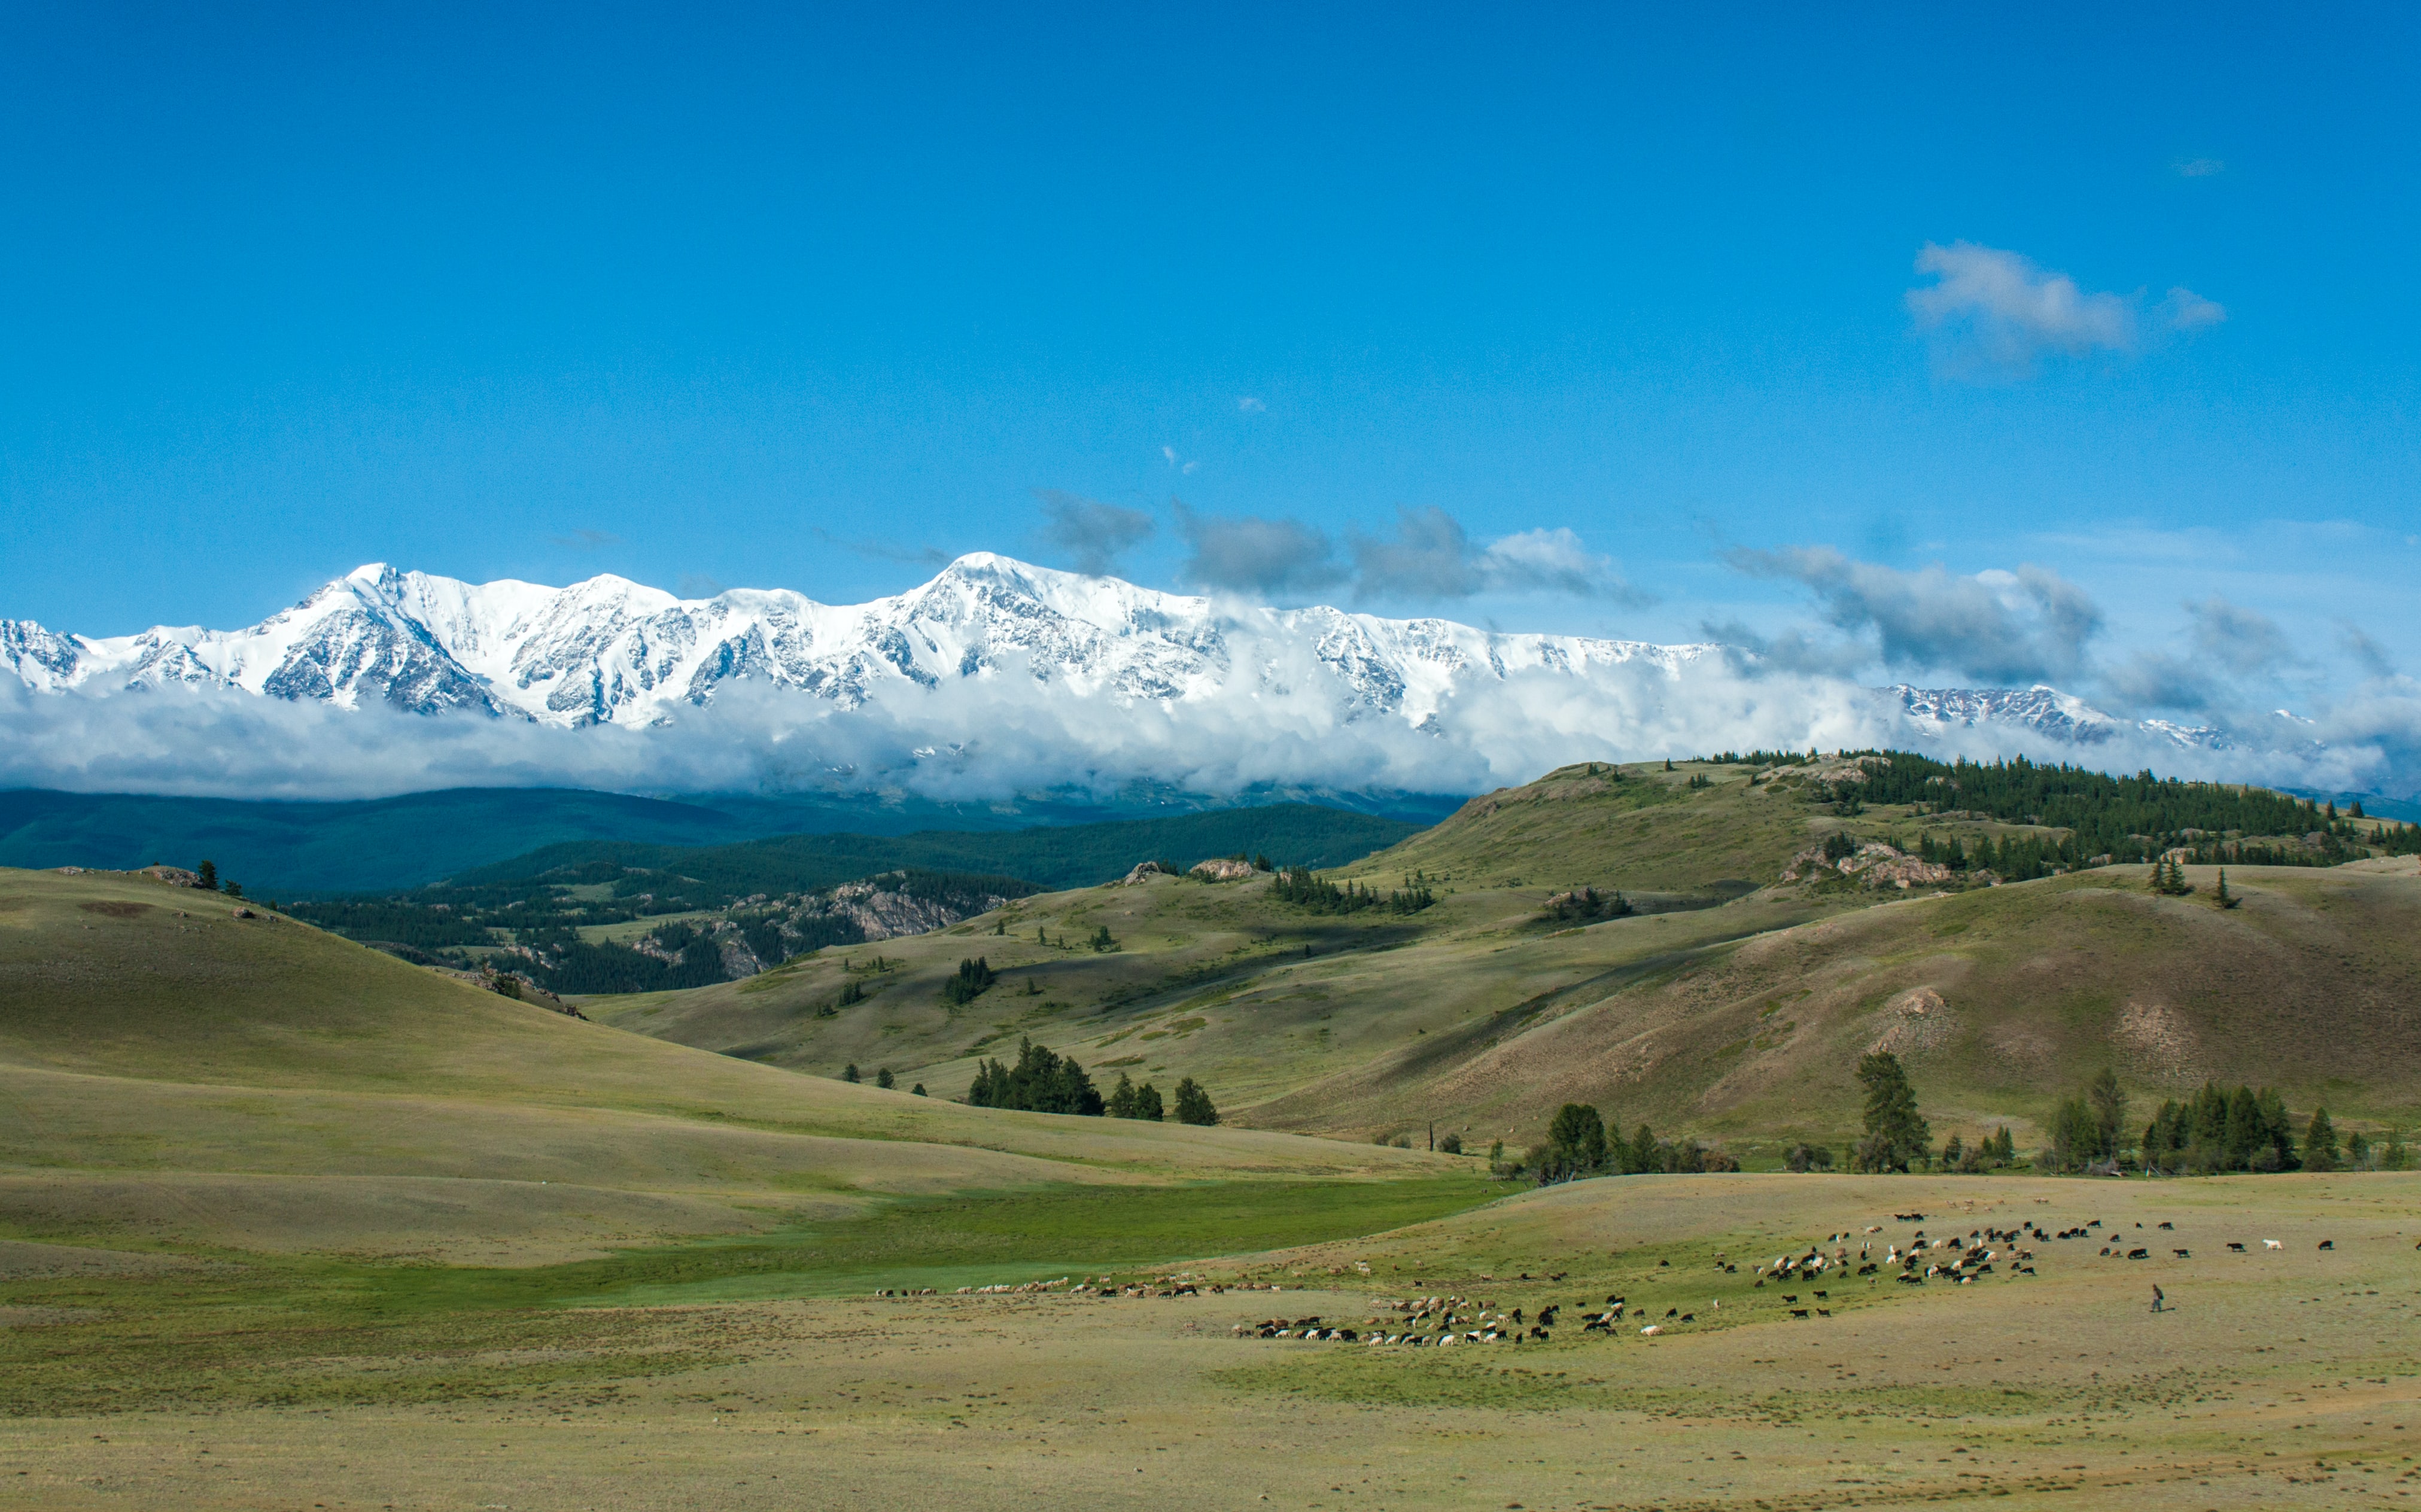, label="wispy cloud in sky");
[1034,489,1155,575]
[1906,242,2137,376]
[1349,508,1643,604]
[1905,242,2225,381]
[1171,502,1345,598]
[1730,544,2102,683]
[812,528,950,568]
